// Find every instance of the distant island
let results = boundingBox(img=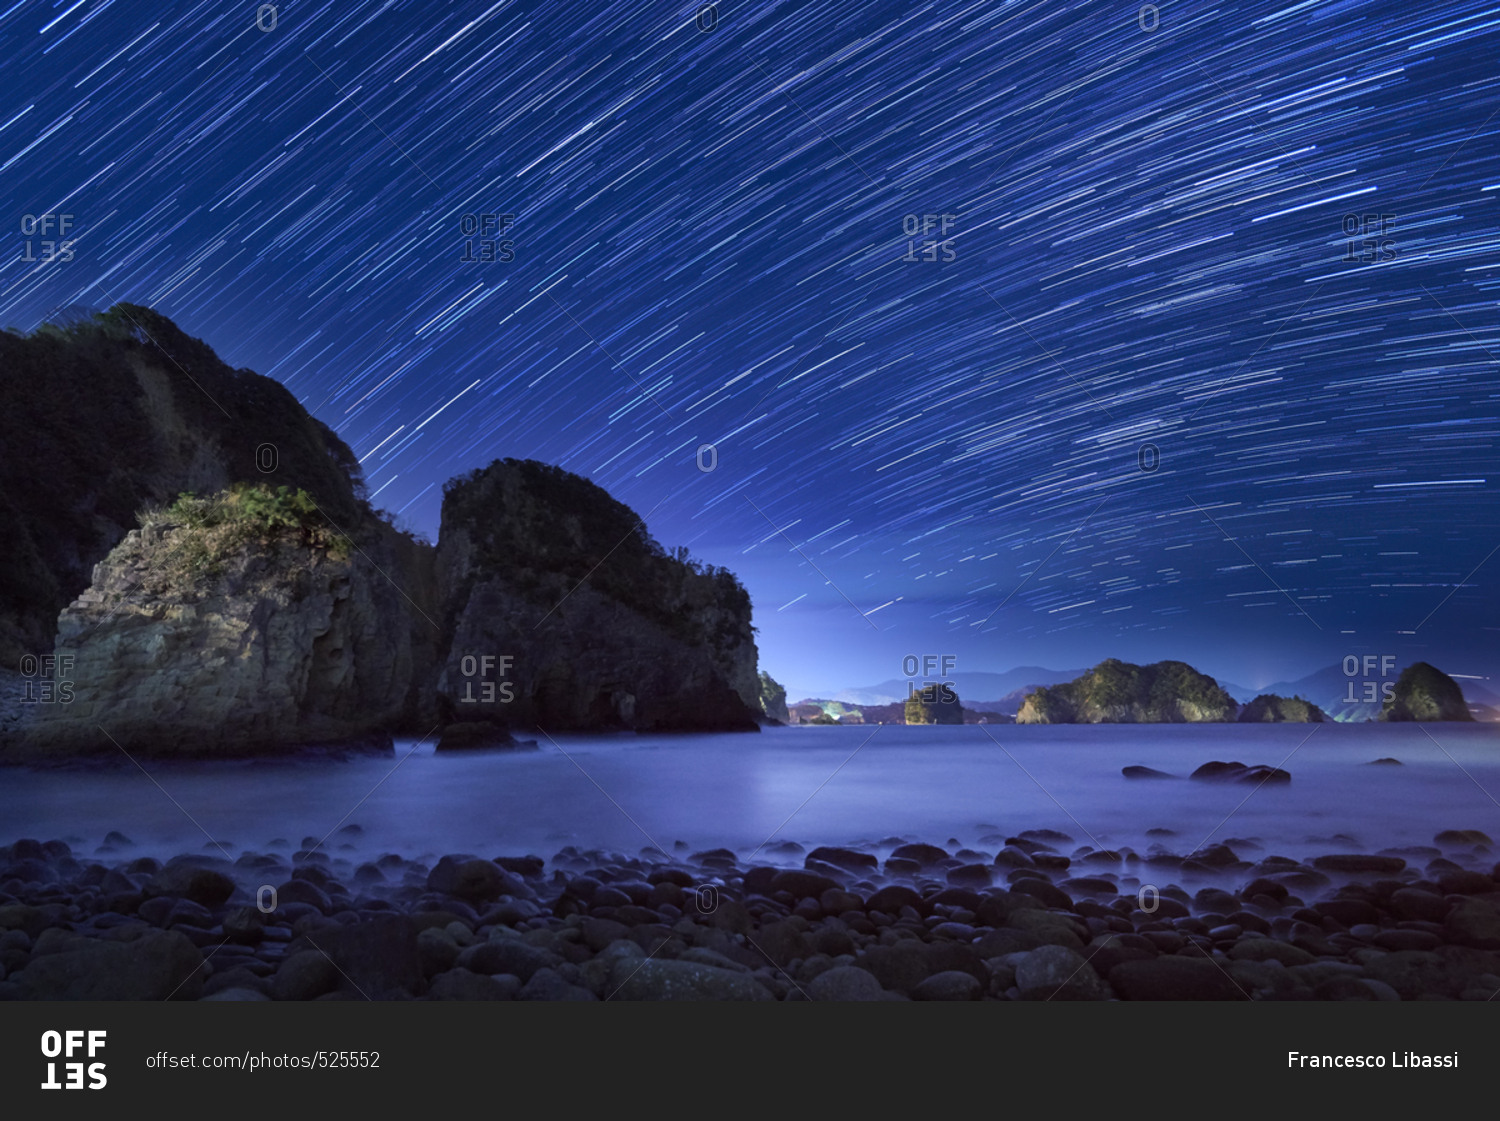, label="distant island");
[904,686,964,725]
[789,658,1482,727]
[1237,694,1327,723]
[1006,658,1475,725]
[1380,662,1474,722]
[1016,659,1236,724]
